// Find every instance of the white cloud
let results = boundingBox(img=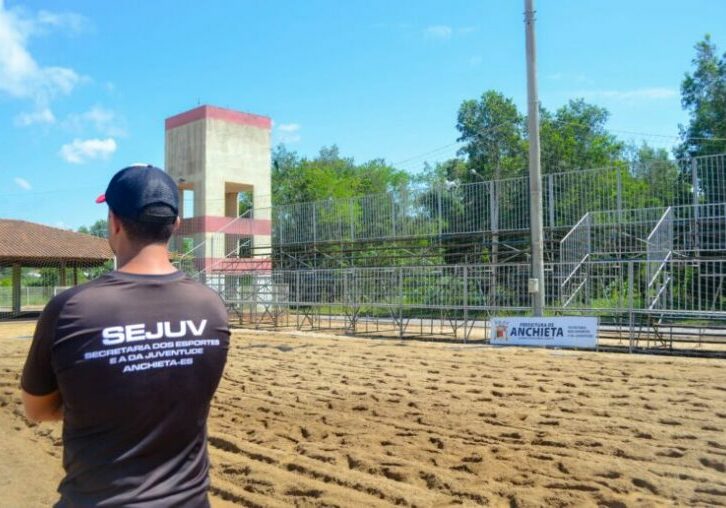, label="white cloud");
[424,25,452,40]
[35,10,89,35]
[275,123,301,144]
[14,107,55,126]
[577,87,677,101]
[469,56,483,67]
[59,138,117,164]
[278,123,300,133]
[0,2,86,107]
[64,105,126,136]
[13,176,31,190]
